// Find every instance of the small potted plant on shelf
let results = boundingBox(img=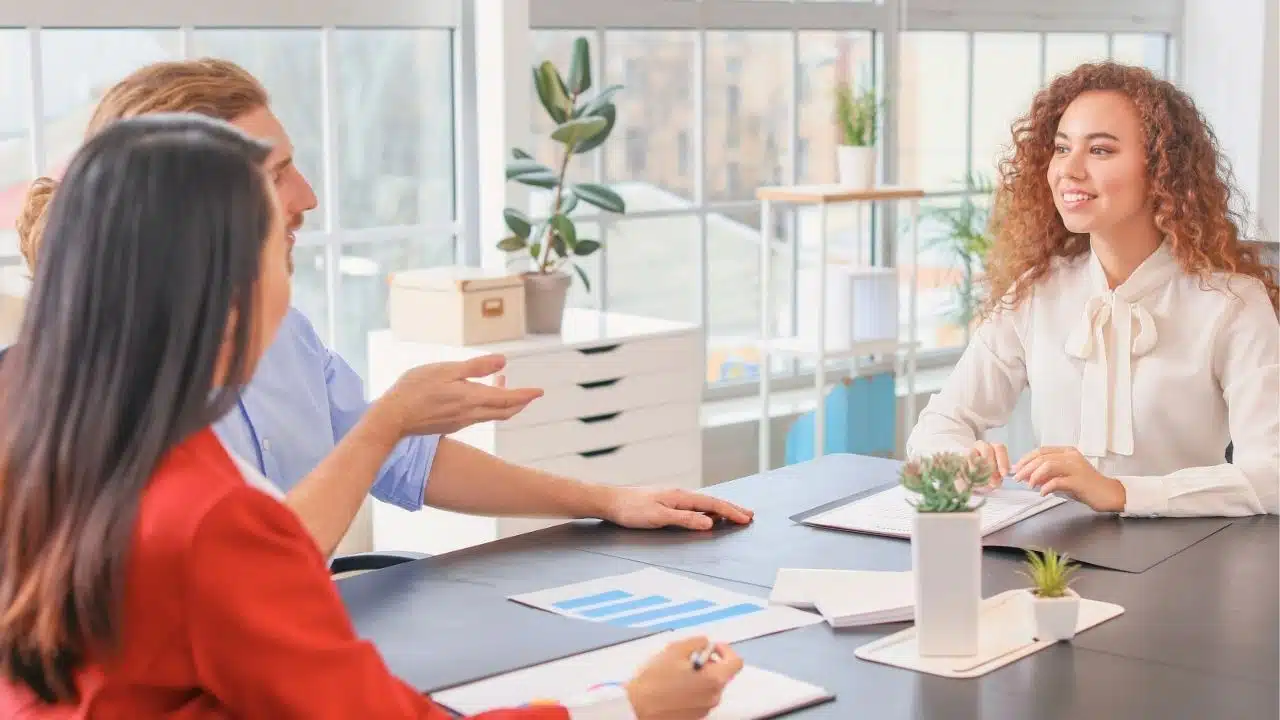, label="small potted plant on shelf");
[499,36,626,334]
[1020,547,1081,642]
[834,83,878,189]
[900,452,992,657]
